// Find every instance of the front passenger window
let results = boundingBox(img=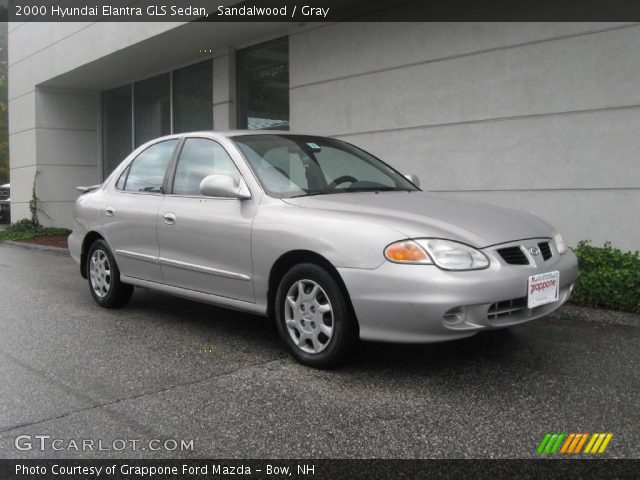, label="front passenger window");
[173,138,241,196]
[123,140,177,193]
